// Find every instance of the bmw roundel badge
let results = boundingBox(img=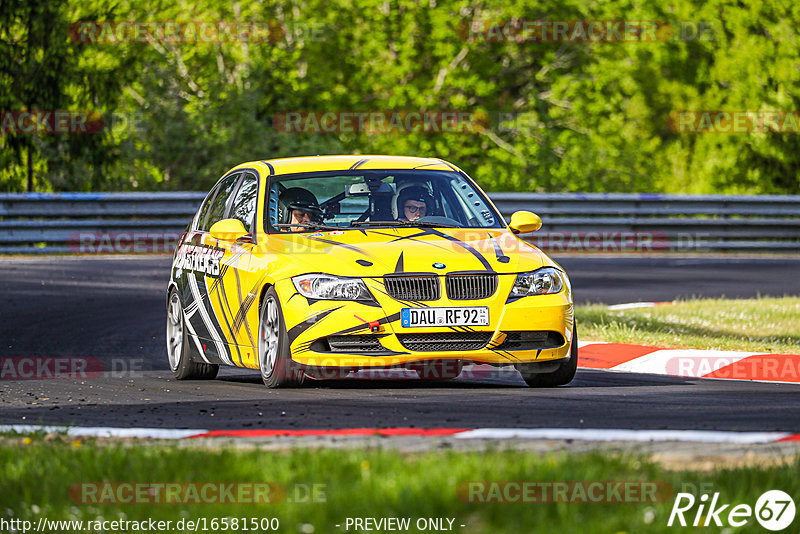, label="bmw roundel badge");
[432,262,446,269]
